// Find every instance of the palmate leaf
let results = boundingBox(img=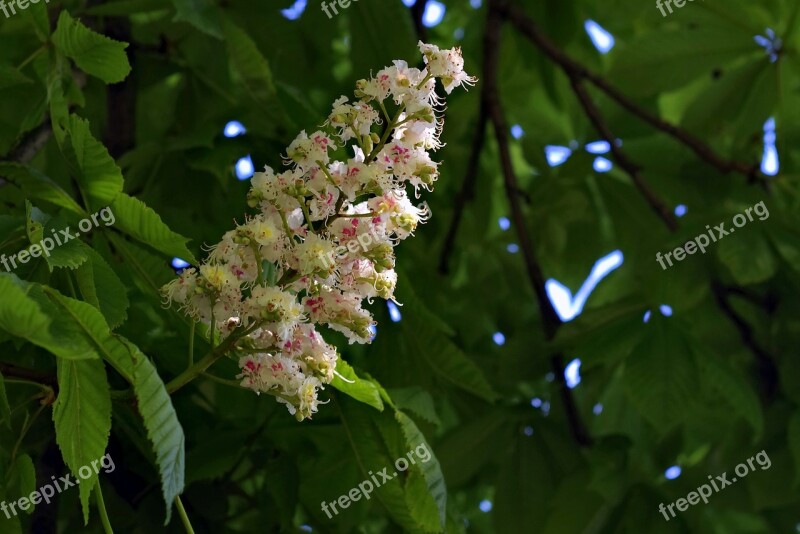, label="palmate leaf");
[624,316,699,432]
[0,163,84,216]
[106,233,176,296]
[134,350,186,524]
[397,280,497,402]
[45,292,185,523]
[110,193,197,265]
[608,26,754,97]
[331,358,384,411]
[223,18,277,111]
[388,387,441,428]
[716,226,777,285]
[0,274,96,359]
[39,219,90,272]
[53,358,111,523]
[58,115,124,212]
[403,316,498,403]
[171,0,222,38]
[52,12,131,83]
[336,394,419,531]
[494,433,554,532]
[696,348,763,439]
[395,411,447,529]
[75,248,129,329]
